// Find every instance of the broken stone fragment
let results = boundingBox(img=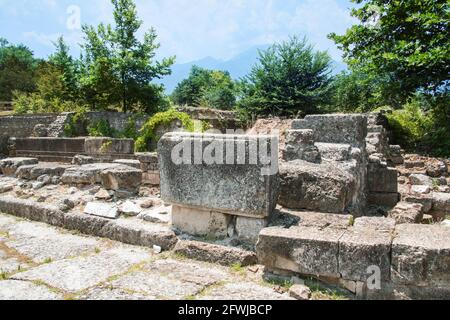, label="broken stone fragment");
[118,201,142,216]
[84,202,119,219]
[100,165,142,192]
[409,174,433,186]
[173,240,257,267]
[288,284,311,300]
[113,159,141,169]
[94,189,112,200]
[389,202,424,224]
[411,185,431,195]
[0,157,38,176]
[72,155,94,165]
